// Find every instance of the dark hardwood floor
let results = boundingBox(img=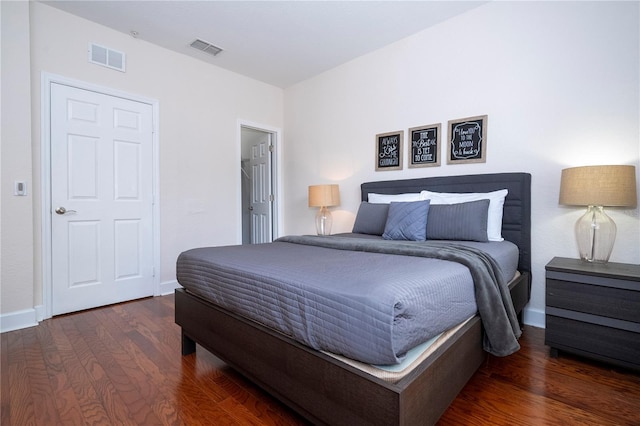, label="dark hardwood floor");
[2,294,639,425]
